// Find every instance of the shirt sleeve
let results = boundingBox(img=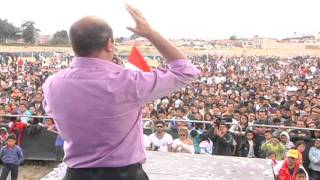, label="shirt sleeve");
[0,147,4,159]
[42,75,56,116]
[168,135,174,145]
[16,146,24,165]
[129,60,199,106]
[172,139,179,149]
